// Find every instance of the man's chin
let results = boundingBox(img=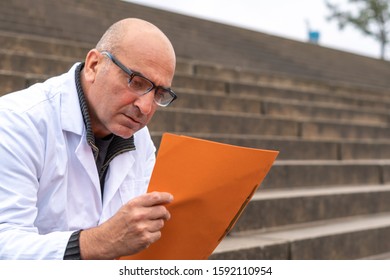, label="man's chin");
[113,126,142,139]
